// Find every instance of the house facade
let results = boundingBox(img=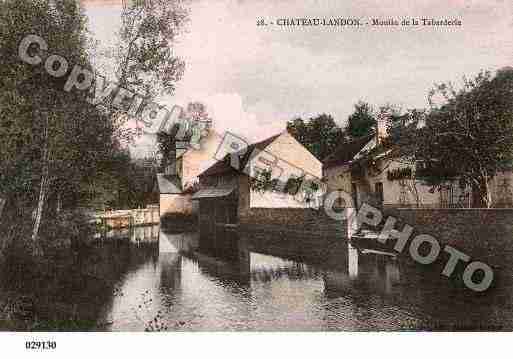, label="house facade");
[193,131,324,227]
[323,128,452,209]
[156,130,223,218]
[324,125,513,209]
